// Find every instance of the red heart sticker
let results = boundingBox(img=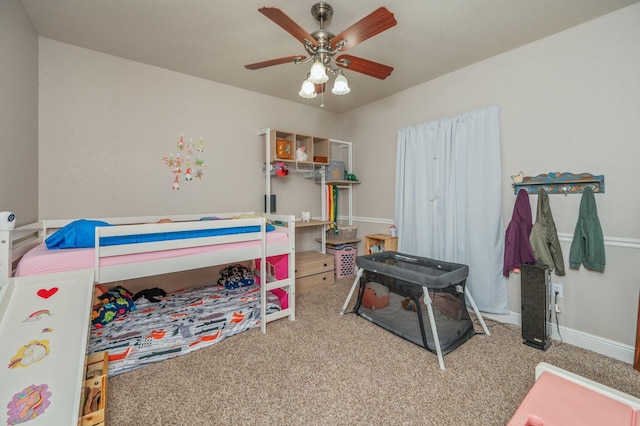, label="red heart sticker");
[37,287,59,299]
